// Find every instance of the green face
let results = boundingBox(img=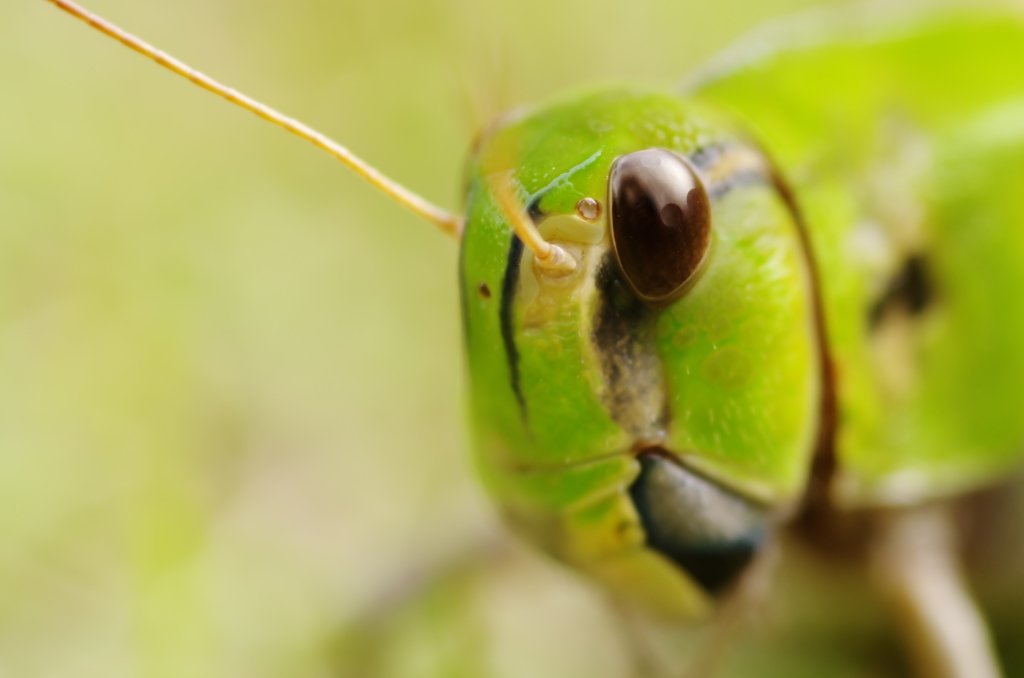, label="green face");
[459,89,821,617]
